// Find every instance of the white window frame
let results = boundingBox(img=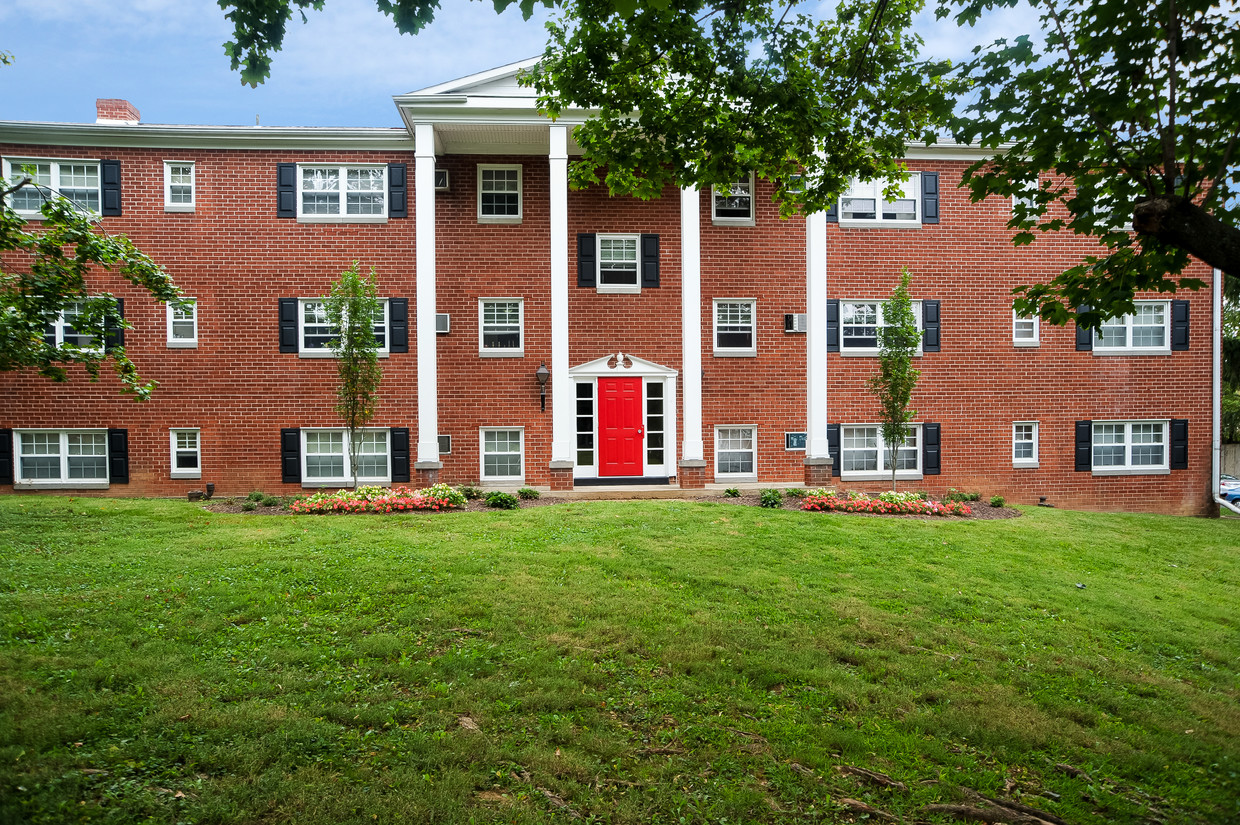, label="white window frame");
[839,174,921,227]
[480,427,525,483]
[1093,301,1172,355]
[1013,310,1039,347]
[297,298,390,358]
[714,425,758,482]
[301,427,392,487]
[839,424,923,481]
[12,429,110,490]
[163,160,195,212]
[1012,421,1039,468]
[477,164,523,224]
[713,299,757,356]
[295,164,388,223]
[1091,420,1170,476]
[478,298,524,357]
[839,300,923,356]
[711,172,756,226]
[2,157,101,217]
[170,428,201,479]
[166,298,198,348]
[45,301,103,353]
[596,233,641,295]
